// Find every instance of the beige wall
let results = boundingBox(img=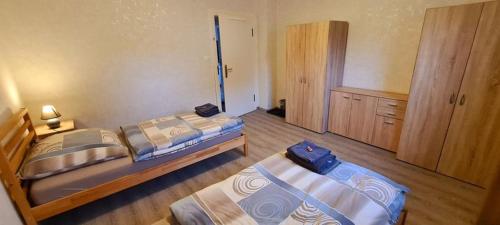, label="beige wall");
[0,0,275,129]
[0,53,23,225]
[274,0,485,105]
